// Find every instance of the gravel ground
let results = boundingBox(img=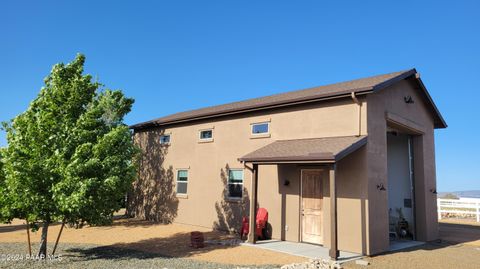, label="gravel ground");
[0,242,282,269]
